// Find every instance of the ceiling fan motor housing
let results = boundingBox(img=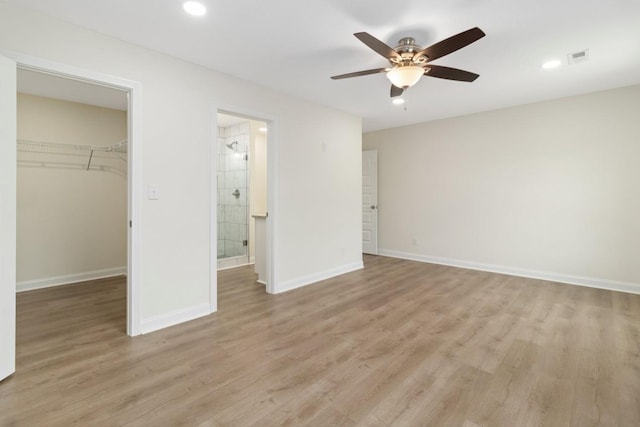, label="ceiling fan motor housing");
[393,37,428,65]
